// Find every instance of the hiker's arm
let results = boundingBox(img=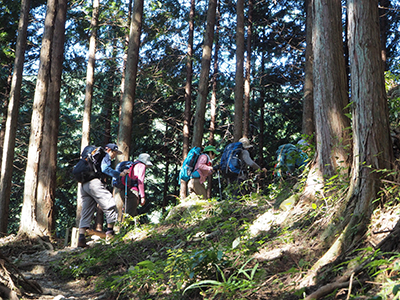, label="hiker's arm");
[101,155,122,178]
[196,155,213,174]
[135,163,146,204]
[241,150,261,170]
